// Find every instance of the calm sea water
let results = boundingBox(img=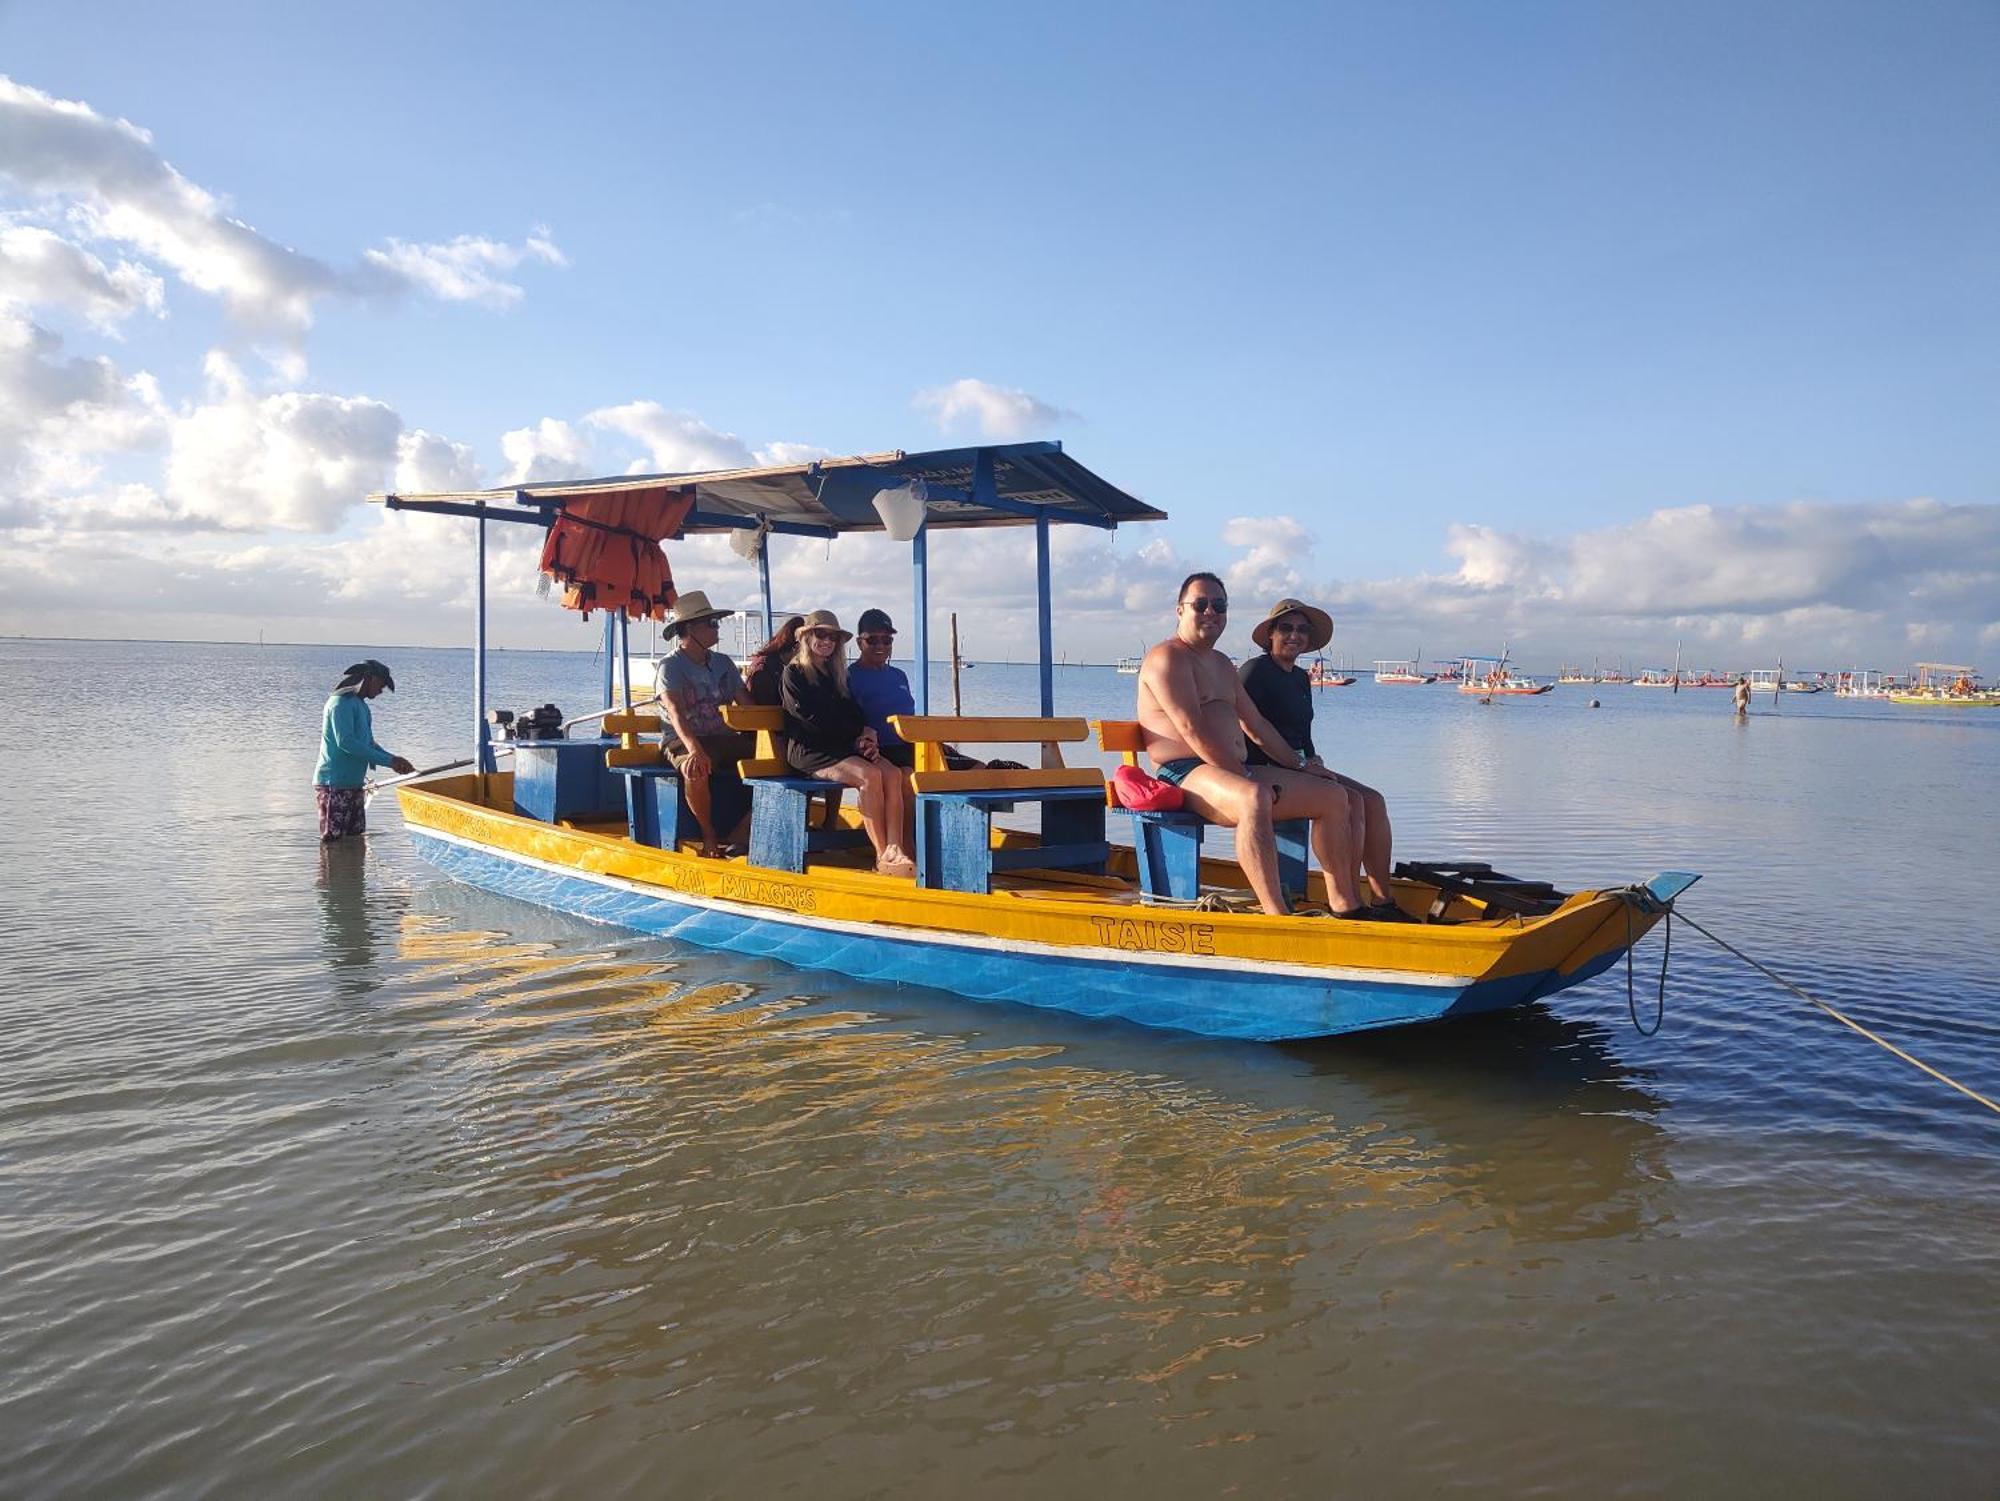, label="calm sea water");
[3,637,1996,1498]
